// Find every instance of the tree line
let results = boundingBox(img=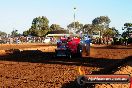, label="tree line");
[23,16,119,38]
[0,16,131,38]
[67,16,119,38]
